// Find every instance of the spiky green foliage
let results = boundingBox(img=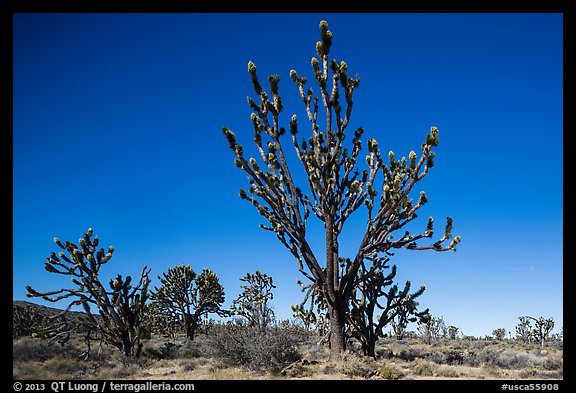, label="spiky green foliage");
[25,228,151,357]
[150,264,227,340]
[230,270,276,330]
[222,19,460,359]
